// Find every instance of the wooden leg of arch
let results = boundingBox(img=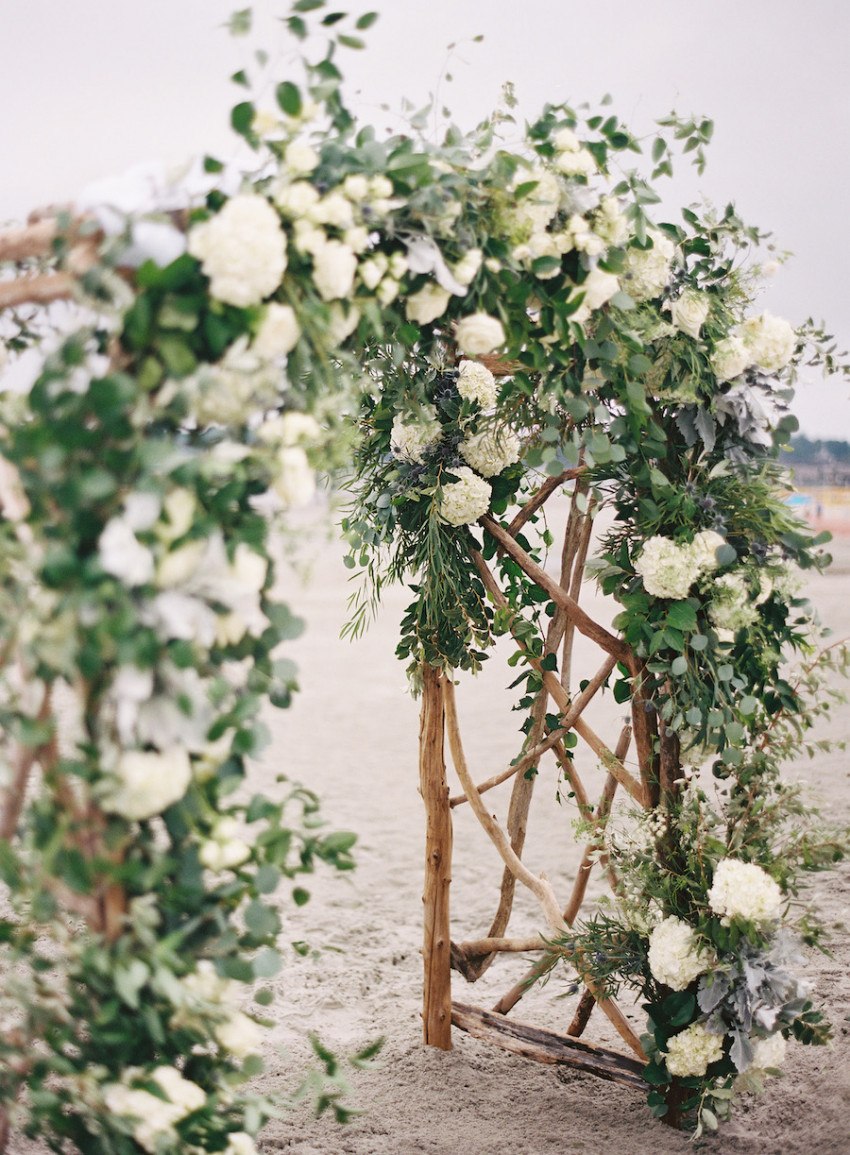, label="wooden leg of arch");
[419,663,453,1049]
